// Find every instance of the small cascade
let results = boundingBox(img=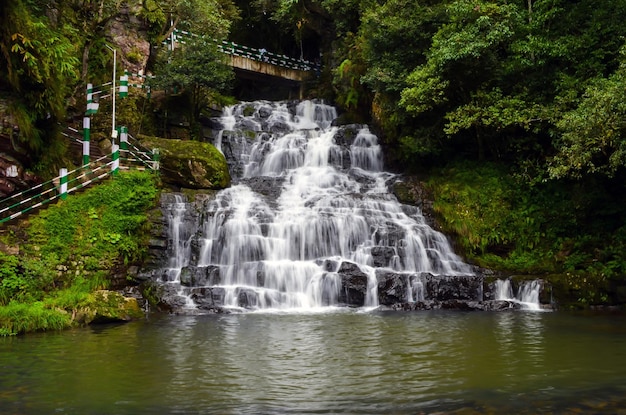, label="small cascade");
[160,194,198,310]
[151,100,480,313]
[495,279,543,311]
